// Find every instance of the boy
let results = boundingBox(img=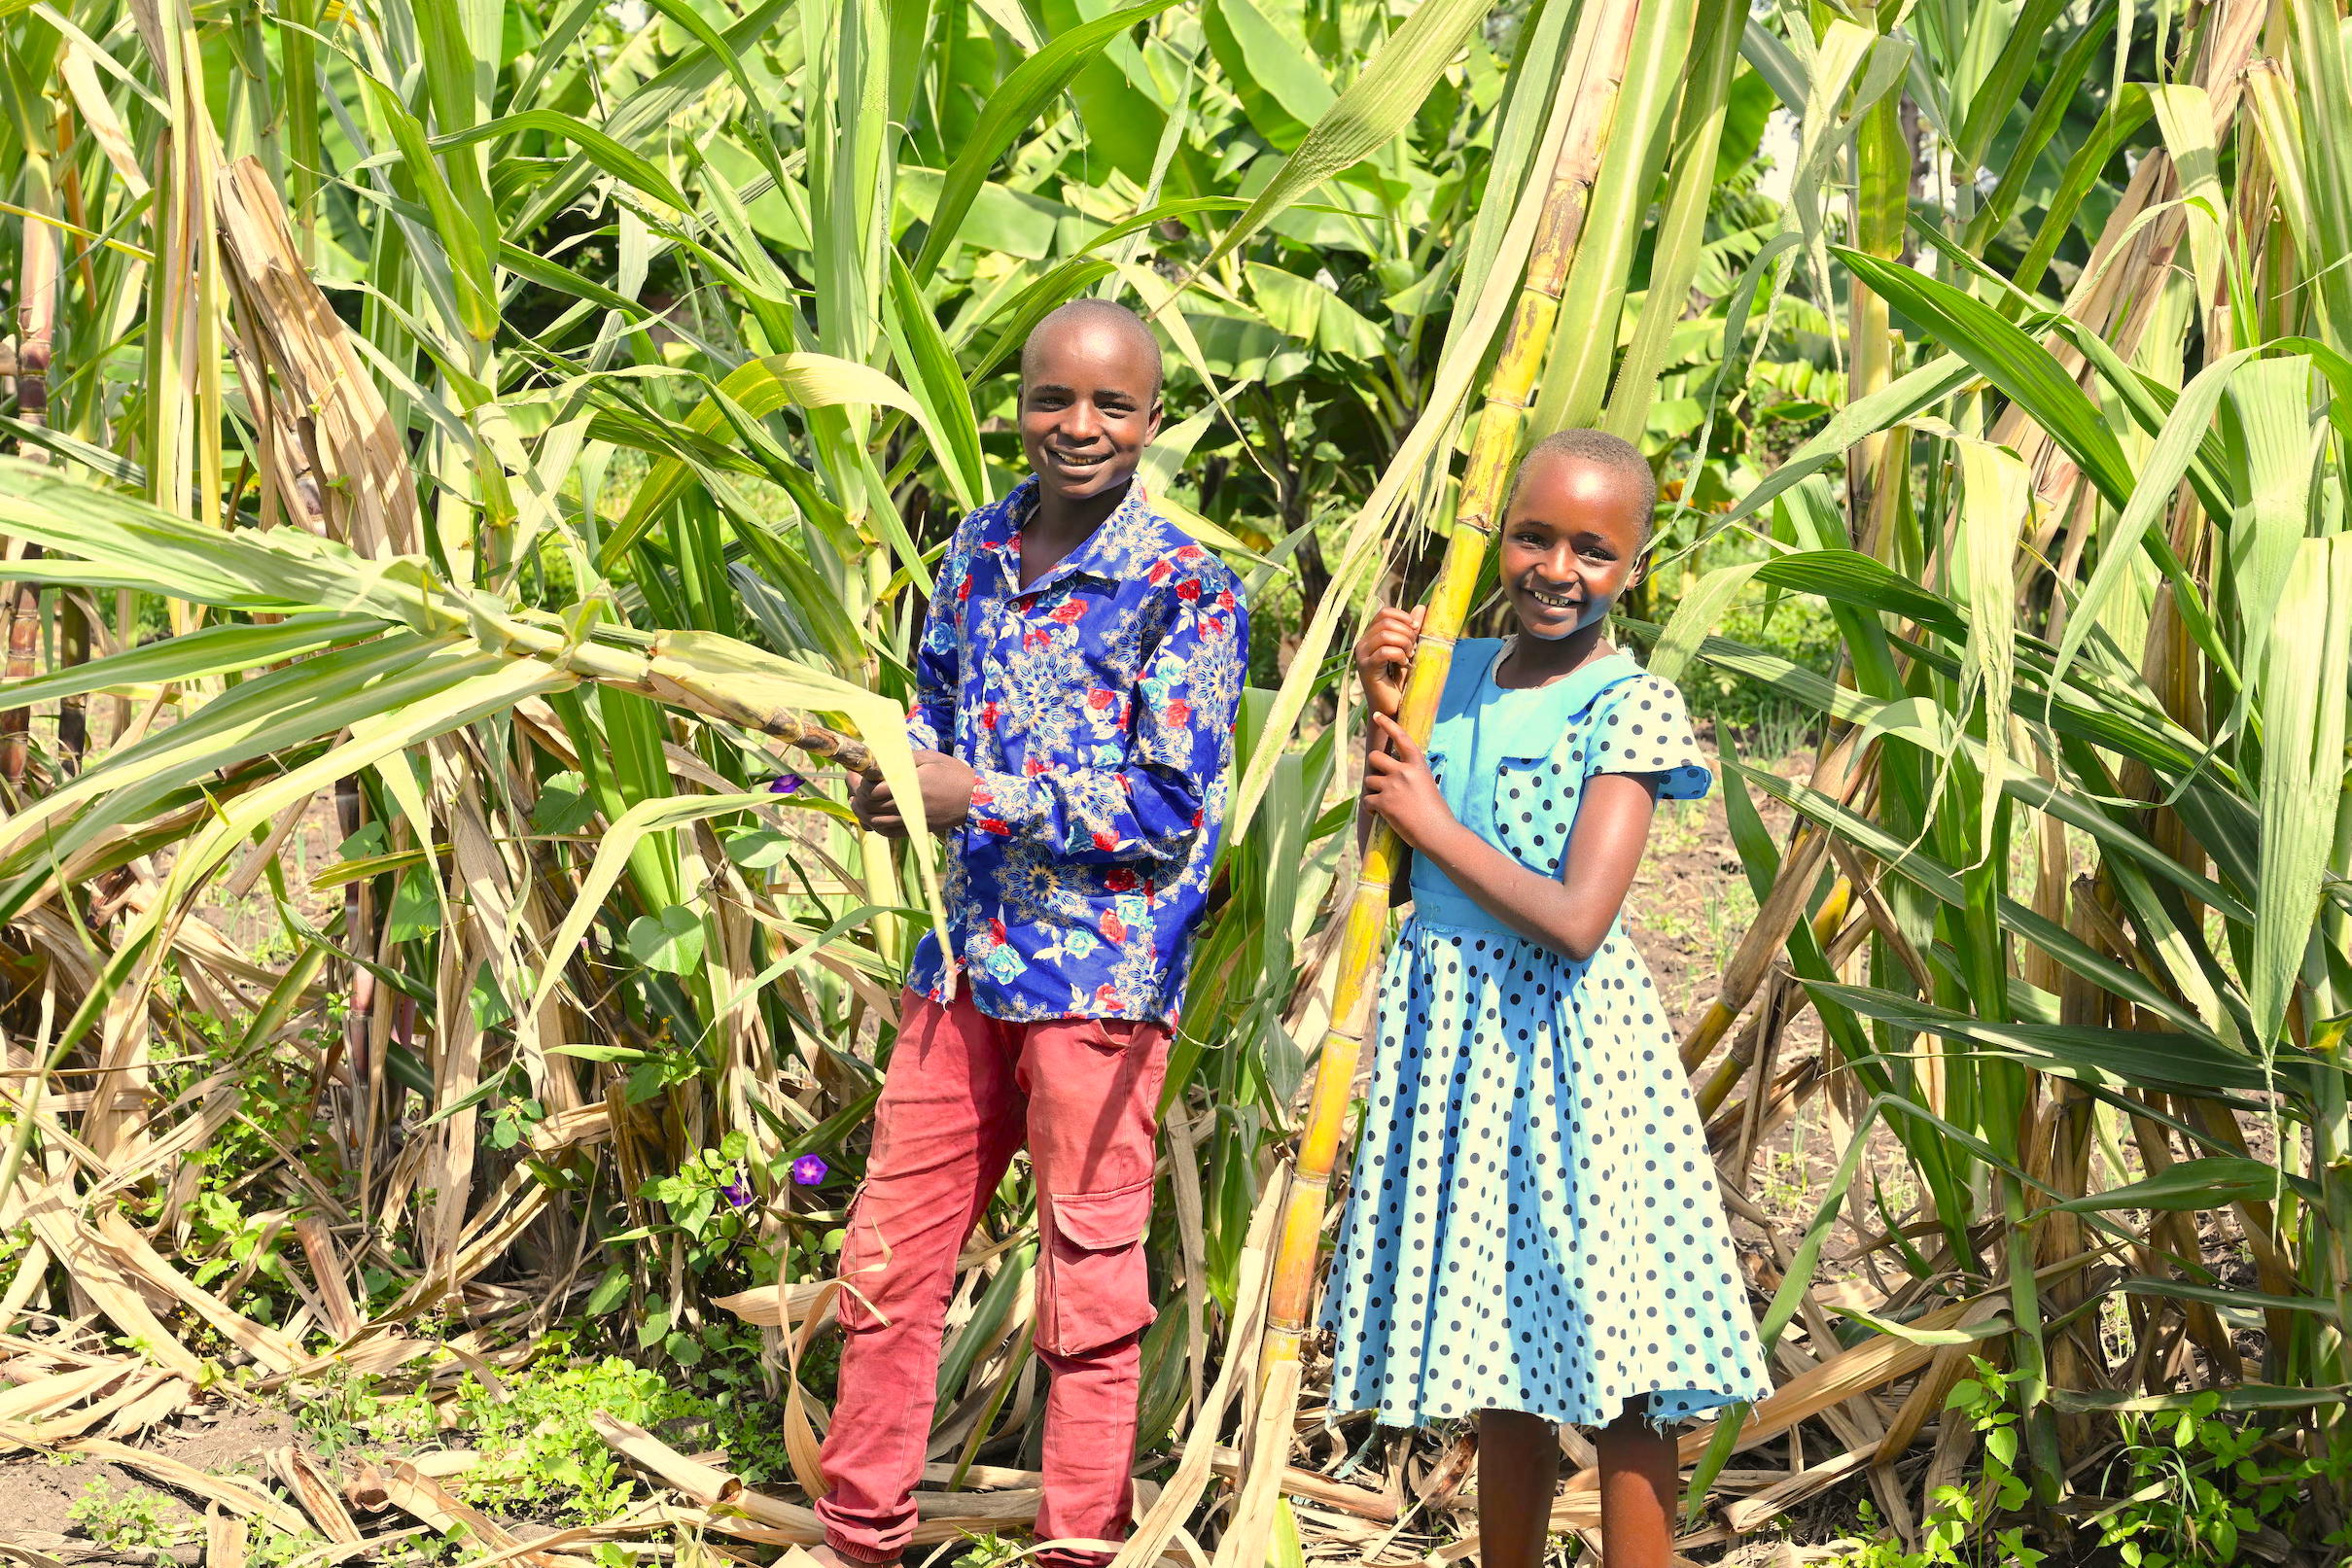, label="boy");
[817,298,1248,1568]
